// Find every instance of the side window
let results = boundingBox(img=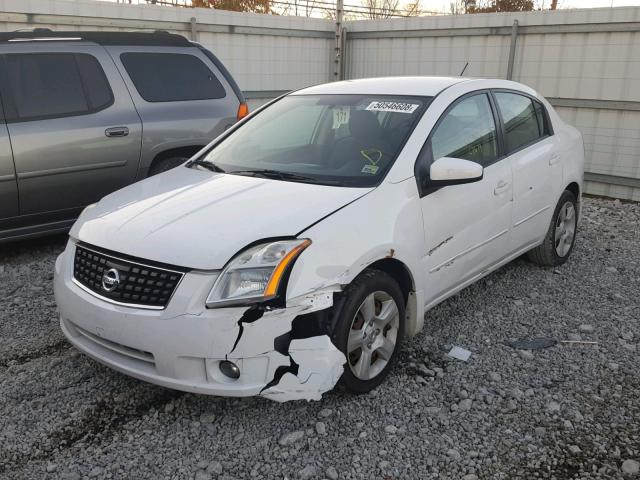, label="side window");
[533,100,550,136]
[120,52,226,102]
[4,53,112,121]
[75,54,113,111]
[494,92,544,153]
[6,53,87,120]
[430,93,498,166]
